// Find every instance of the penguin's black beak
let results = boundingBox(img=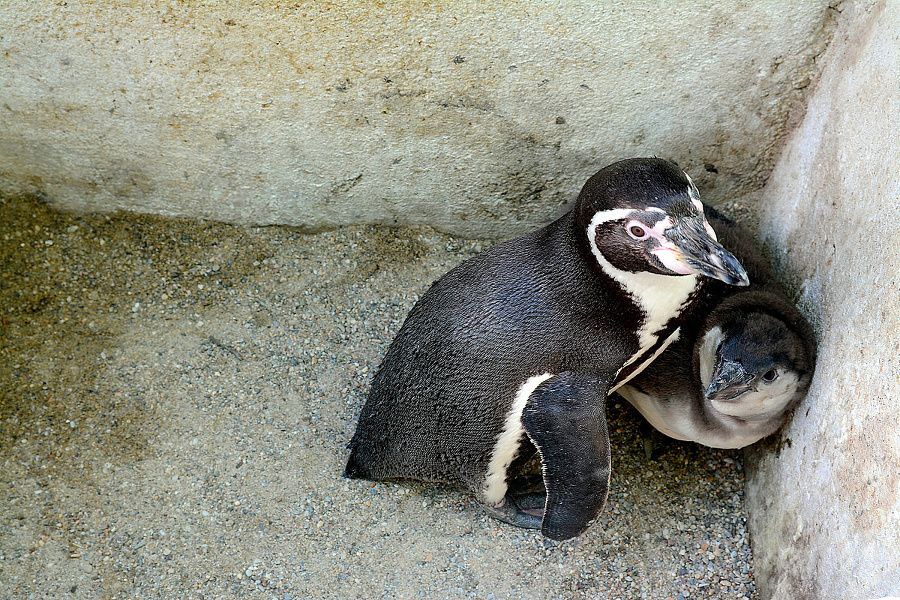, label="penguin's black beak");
[705,358,755,401]
[656,215,750,286]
